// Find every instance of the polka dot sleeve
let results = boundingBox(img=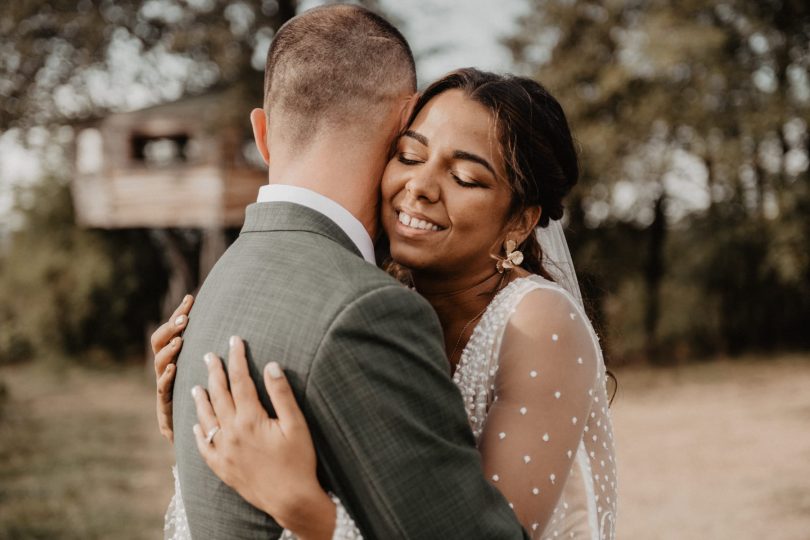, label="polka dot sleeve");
[476,286,599,535]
